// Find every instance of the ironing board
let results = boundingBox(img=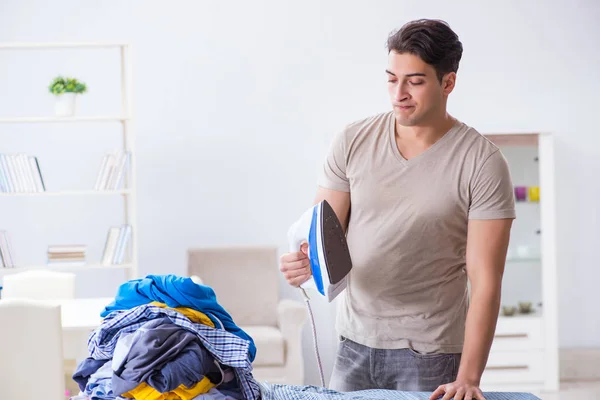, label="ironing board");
[258,384,542,400]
